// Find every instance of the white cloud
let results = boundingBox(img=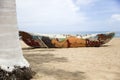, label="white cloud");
[111,14,120,21]
[16,0,87,28]
[73,0,98,6]
[16,0,120,32]
[106,14,120,31]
